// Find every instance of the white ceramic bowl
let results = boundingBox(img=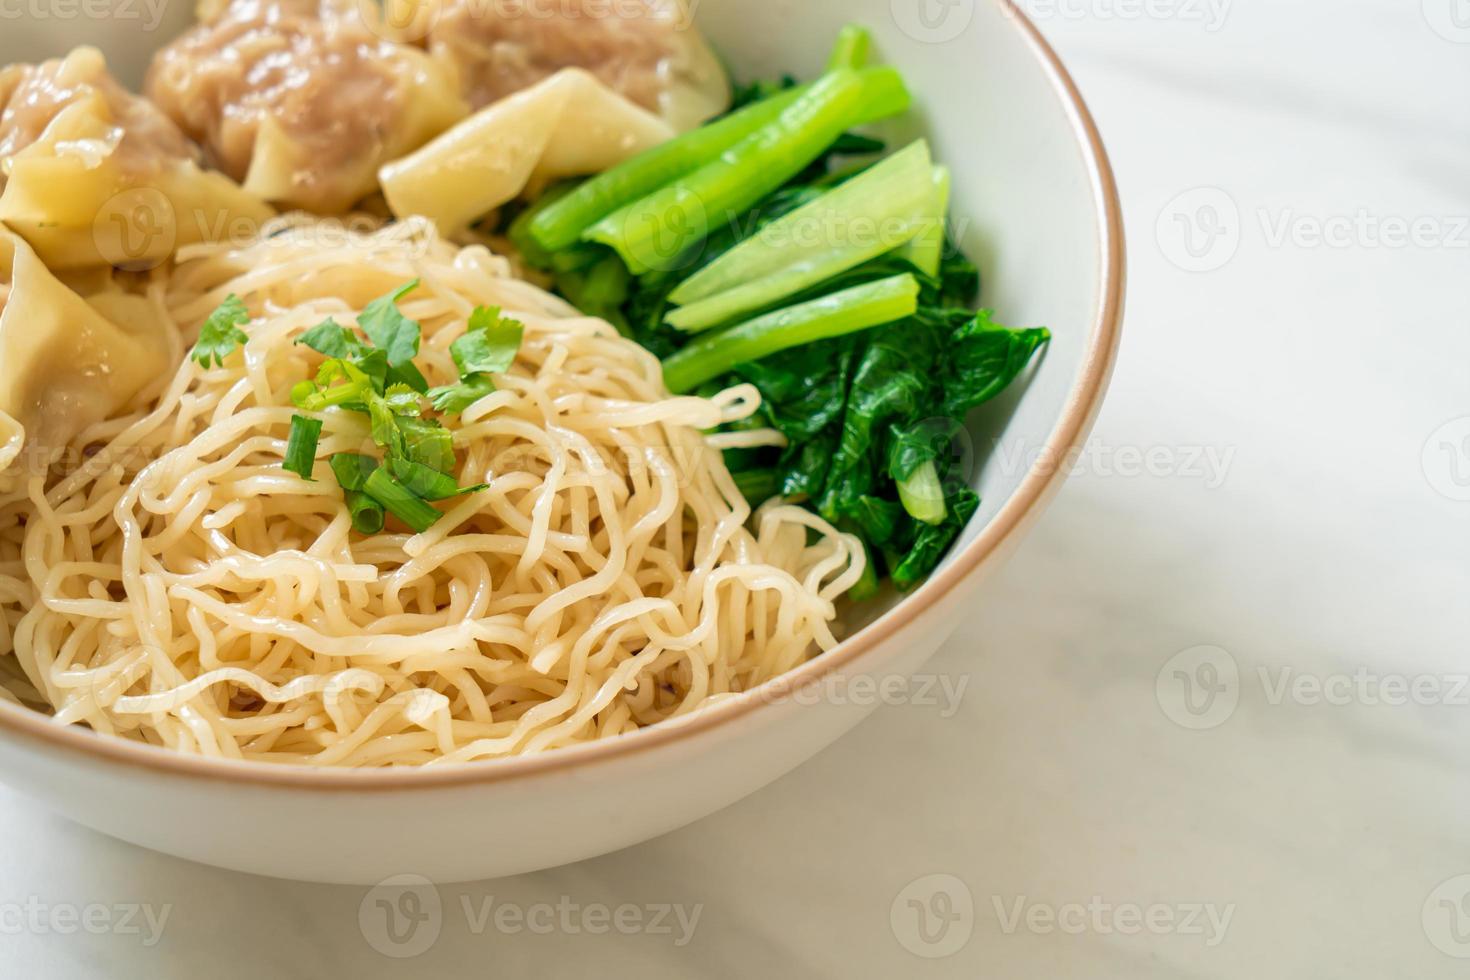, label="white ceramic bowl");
[0,0,1123,883]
